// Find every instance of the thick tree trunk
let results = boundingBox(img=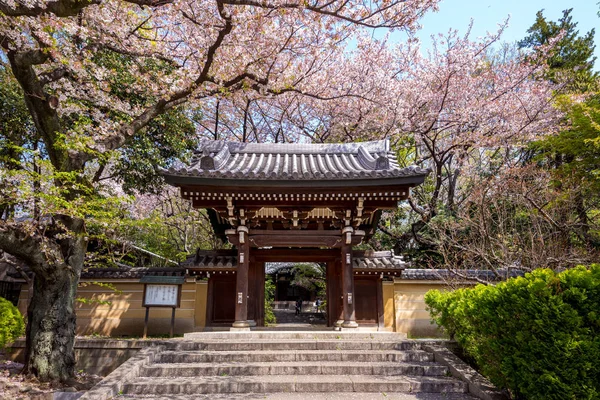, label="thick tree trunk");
[0,218,87,383]
[24,265,80,382]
